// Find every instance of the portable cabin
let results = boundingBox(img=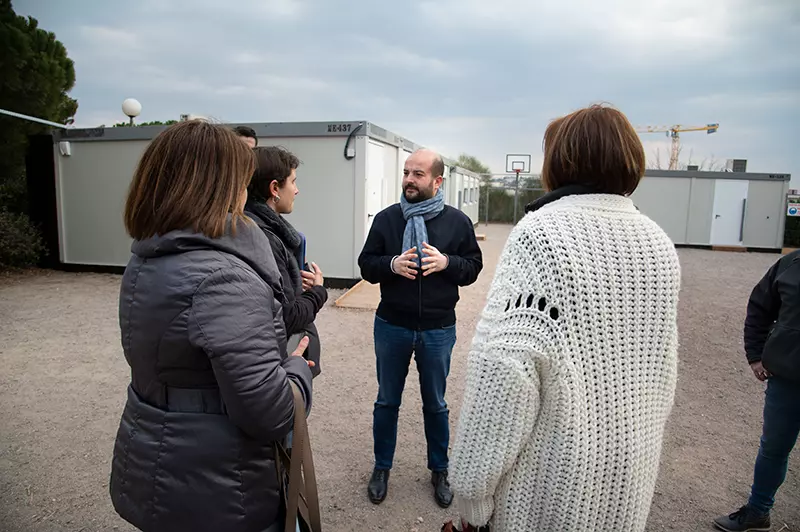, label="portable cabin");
[632,169,792,250]
[28,120,480,284]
